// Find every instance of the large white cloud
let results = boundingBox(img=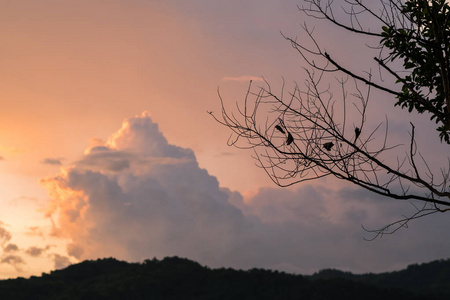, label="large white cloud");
[43,113,253,265]
[42,112,450,274]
